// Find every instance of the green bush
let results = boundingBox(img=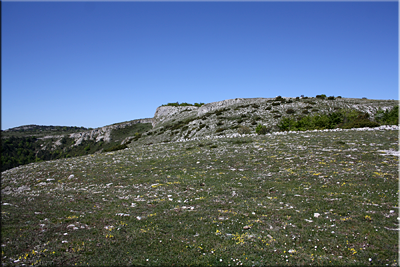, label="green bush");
[375,106,398,125]
[286,108,296,114]
[316,94,327,99]
[162,102,204,107]
[255,124,269,135]
[278,109,383,131]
